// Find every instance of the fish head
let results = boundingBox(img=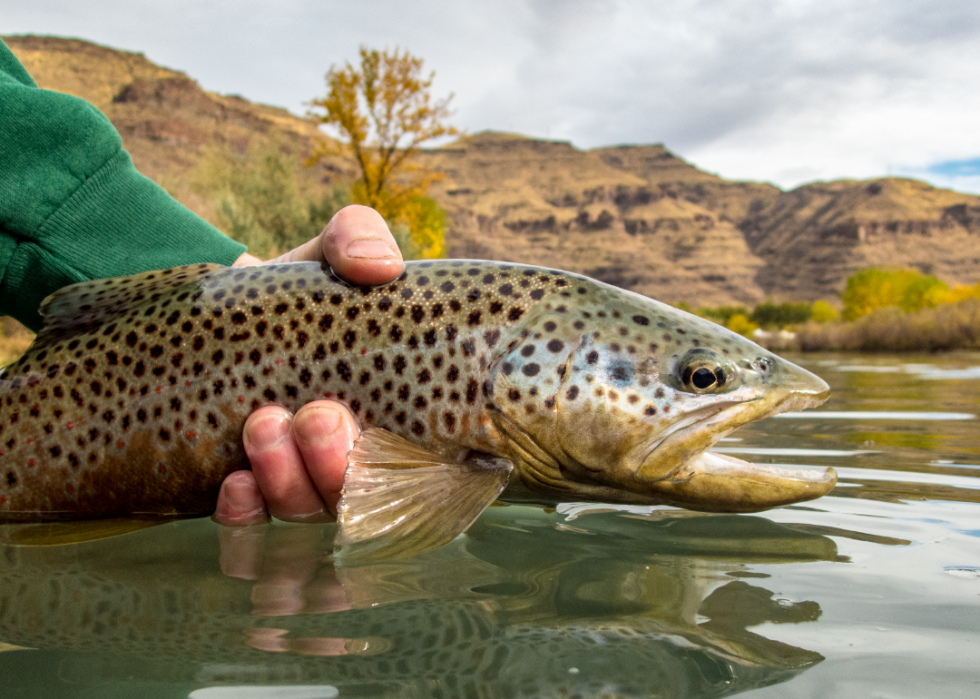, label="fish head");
[489,283,834,512]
